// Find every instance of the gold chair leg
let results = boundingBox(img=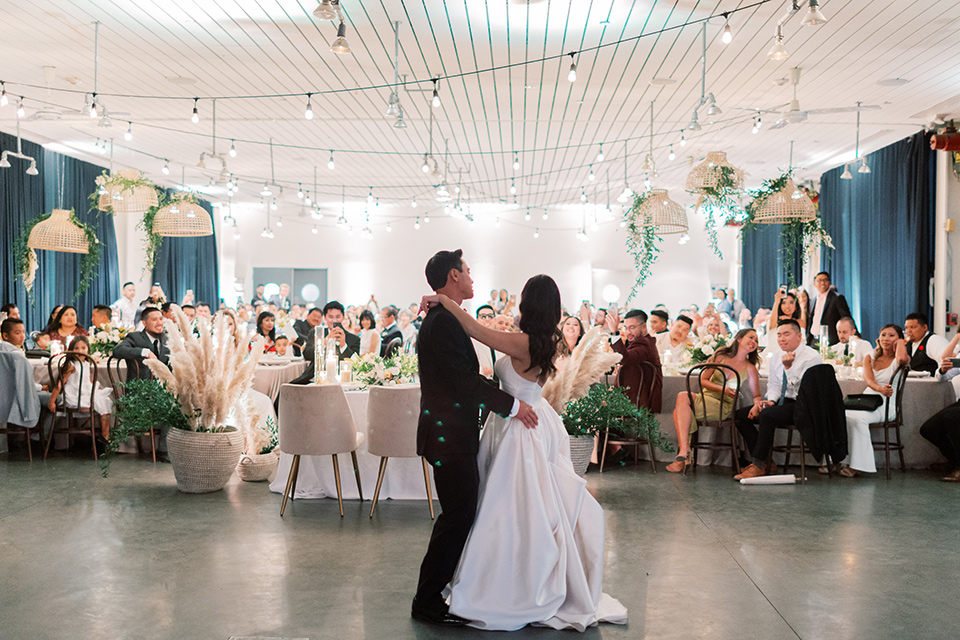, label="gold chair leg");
[422,458,435,519]
[280,454,300,517]
[332,453,344,517]
[599,430,609,473]
[351,450,363,500]
[370,457,388,518]
[289,454,301,499]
